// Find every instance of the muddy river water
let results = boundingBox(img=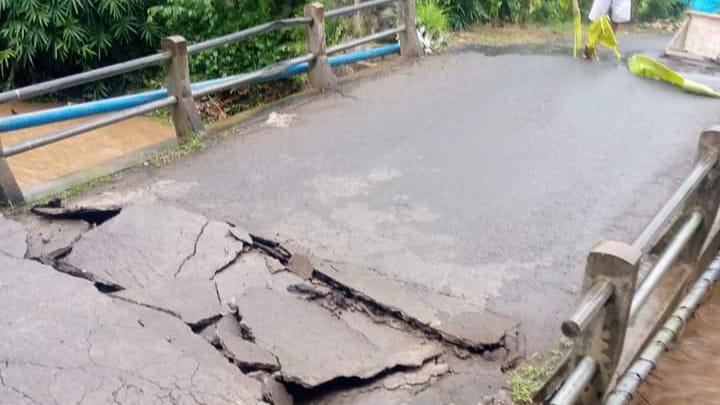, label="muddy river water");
[1,103,174,192]
[633,285,720,405]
